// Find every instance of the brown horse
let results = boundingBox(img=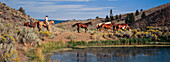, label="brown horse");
[101,22,115,31]
[116,24,130,31]
[37,20,54,31]
[72,22,92,33]
[96,22,111,31]
[24,22,38,28]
